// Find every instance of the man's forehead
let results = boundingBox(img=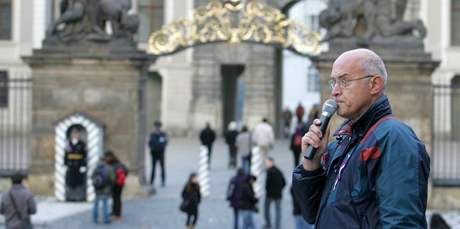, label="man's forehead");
[330,73,349,79]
